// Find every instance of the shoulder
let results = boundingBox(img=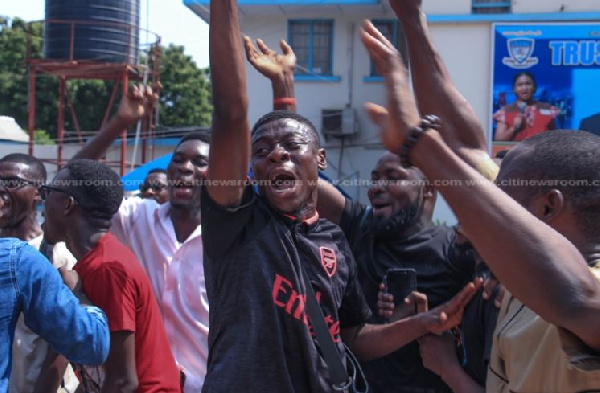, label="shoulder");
[118,196,159,217]
[0,237,28,250]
